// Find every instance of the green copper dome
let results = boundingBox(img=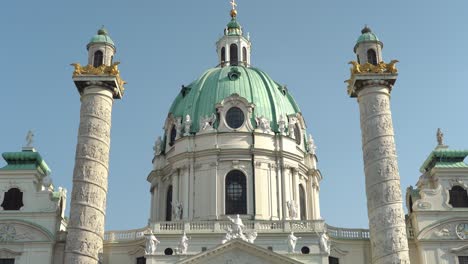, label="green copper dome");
[168,66,301,133]
[227,18,241,29]
[87,27,115,50]
[354,26,383,52]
